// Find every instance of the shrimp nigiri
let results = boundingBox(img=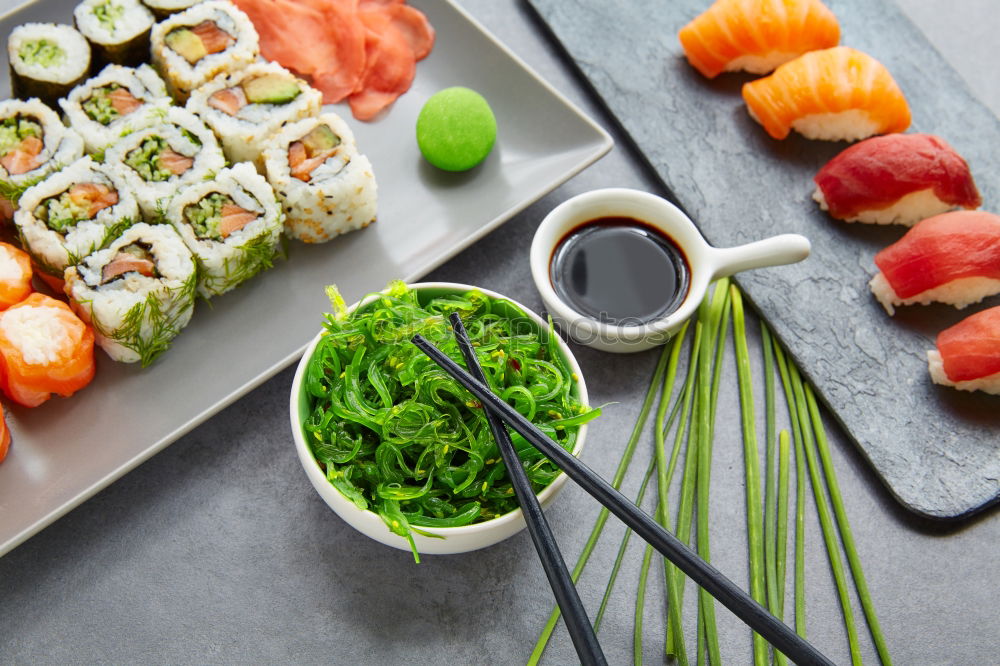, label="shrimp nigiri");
[742,46,911,141]
[0,242,33,310]
[679,0,840,79]
[0,292,96,407]
[927,305,1000,395]
[813,134,981,225]
[869,211,1000,315]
